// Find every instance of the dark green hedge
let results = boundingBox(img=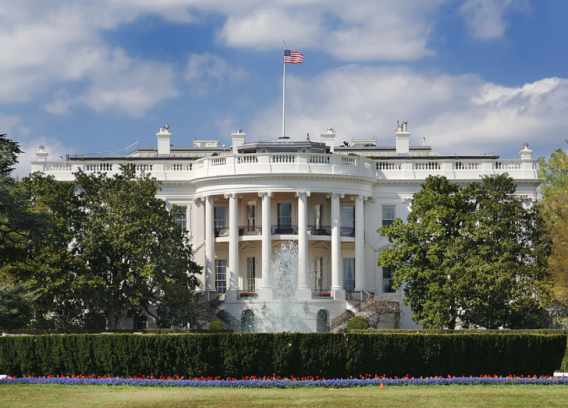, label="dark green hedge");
[3,328,233,335]
[0,333,564,378]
